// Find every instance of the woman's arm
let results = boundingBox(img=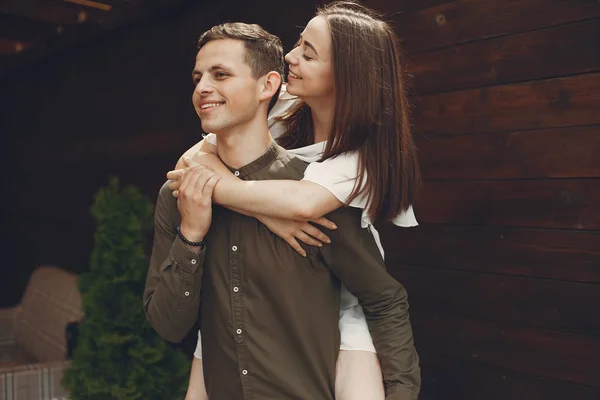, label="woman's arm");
[170,154,343,221]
